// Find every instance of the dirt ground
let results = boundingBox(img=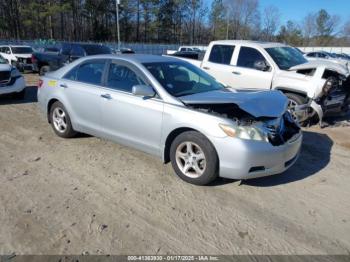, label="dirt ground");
[0,73,349,255]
